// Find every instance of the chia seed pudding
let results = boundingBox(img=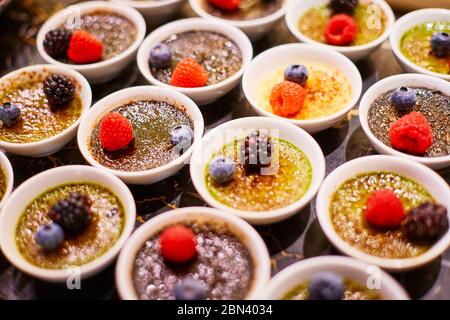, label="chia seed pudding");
[133,221,254,300]
[205,137,312,211]
[150,31,242,86]
[62,10,137,62]
[0,70,82,143]
[283,278,381,300]
[330,172,434,259]
[368,87,450,157]
[201,0,284,21]
[299,1,388,46]
[400,22,450,75]
[16,183,125,269]
[89,100,193,172]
